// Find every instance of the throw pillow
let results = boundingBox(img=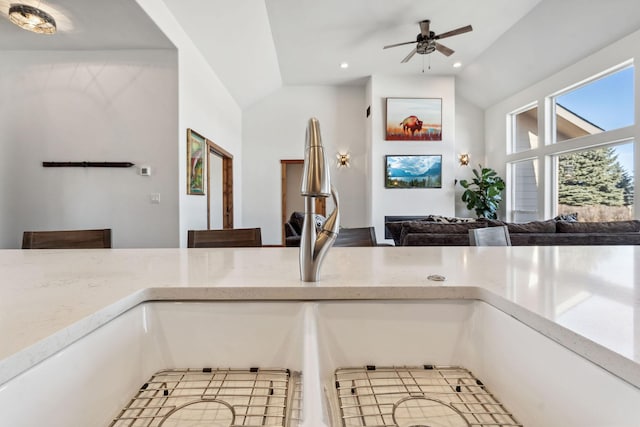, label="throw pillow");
[289,212,326,235]
[424,214,476,223]
[554,212,578,222]
[556,220,640,233]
